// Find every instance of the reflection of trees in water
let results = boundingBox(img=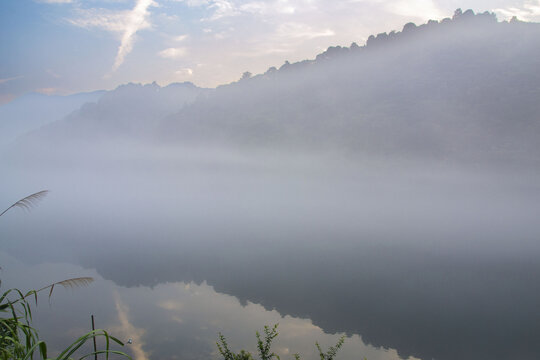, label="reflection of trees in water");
[83,239,540,360]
